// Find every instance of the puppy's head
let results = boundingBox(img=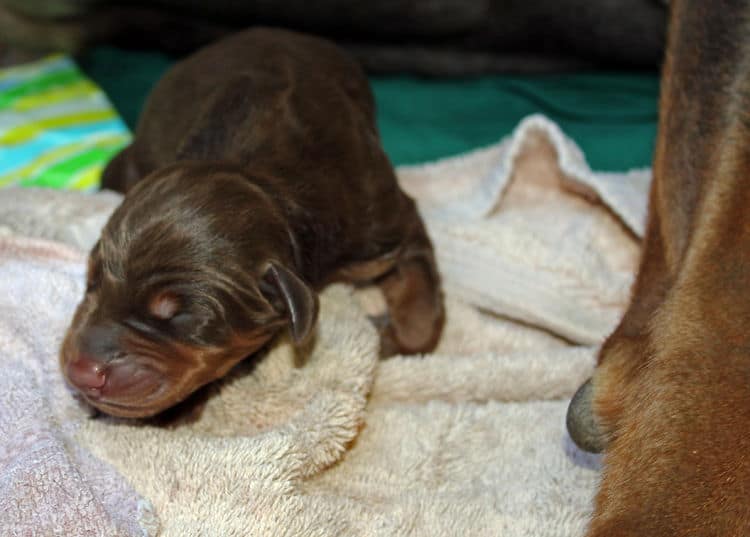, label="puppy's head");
[60,163,318,418]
